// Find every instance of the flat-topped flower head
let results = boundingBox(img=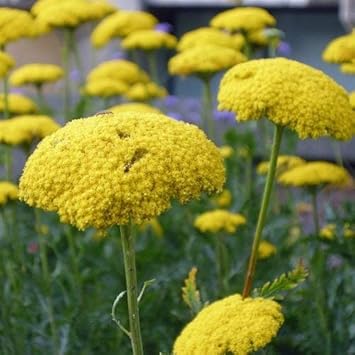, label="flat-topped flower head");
[341,61,355,74]
[350,92,355,110]
[0,181,18,205]
[84,78,128,97]
[0,51,14,78]
[320,224,336,241]
[218,58,355,140]
[19,112,225,230]
[109,103,161,114]
[173,293,284,355]
[177,27,245,52]
[122,29,177,51]
[257,155,306,176]
[124,82,167,102]
[210,7,276,33]
[194,209,246,234]
[91,10,158,48]
[323,30,355,64]
[0,93,37,115]
[258,240,277,259]
[32,0,115,29]
[0,8,34,45]
[169,45,246,77]
[278,161,352,188]
[87,59,149,85]
[10,64,64,87]
[0,115,60,145]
